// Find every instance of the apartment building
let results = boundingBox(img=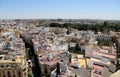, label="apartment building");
[91,62,112,77]
[0,30,28,77]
